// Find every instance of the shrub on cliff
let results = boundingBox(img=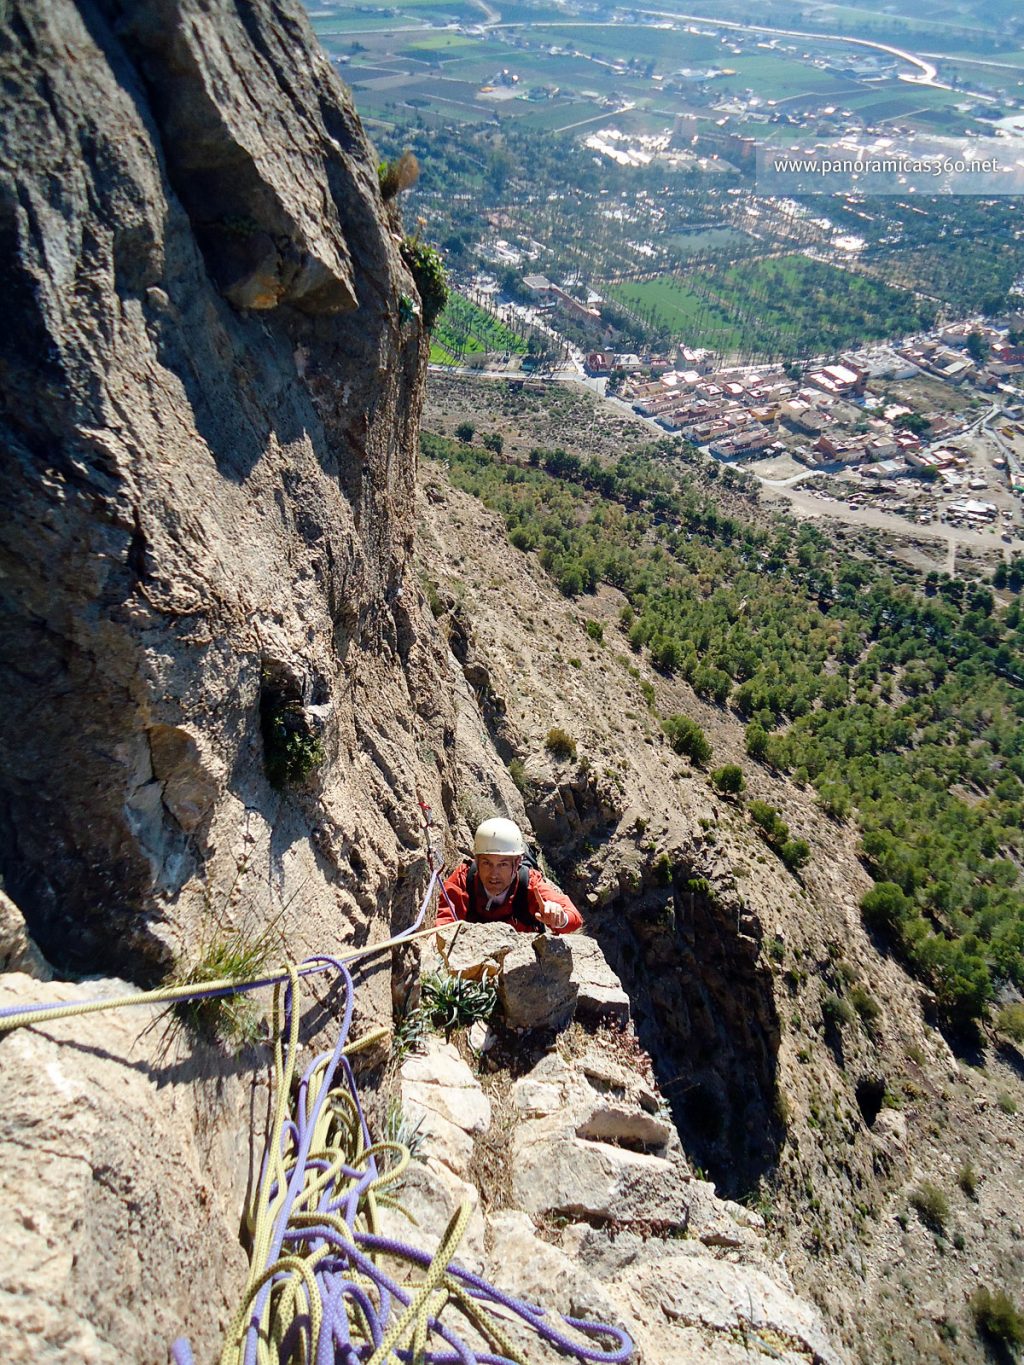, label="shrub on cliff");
[909,1181,949,1232]
[970,1286,1024,1351]
[544,727,577,760]
[401,238,448,329]
[261,699,324,789]
[710,763,745,796]
[378,150,419,201]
